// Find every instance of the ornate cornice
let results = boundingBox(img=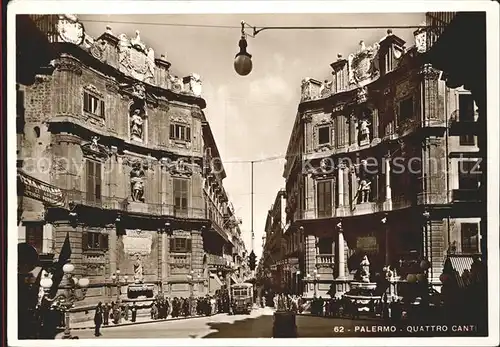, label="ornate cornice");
[419,64,440,80]
[54,57,83,75]
[53,133,81,145]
